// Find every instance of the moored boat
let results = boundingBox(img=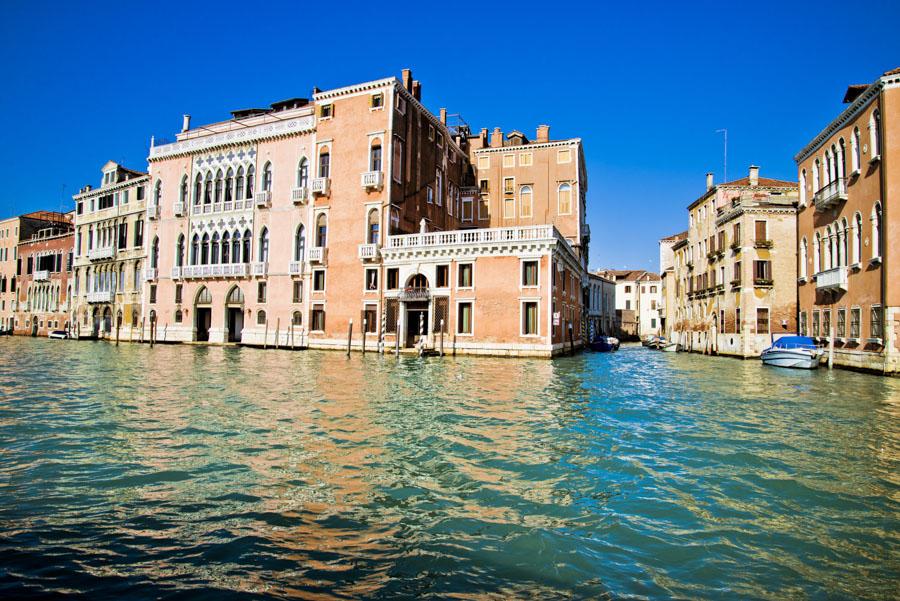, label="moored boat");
[760,336,823,369]
[590,336,620,352]
[661,341,678,352]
